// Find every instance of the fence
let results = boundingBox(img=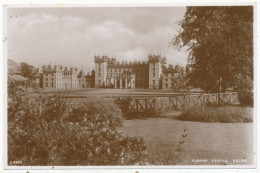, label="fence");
[129,92,239,113]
